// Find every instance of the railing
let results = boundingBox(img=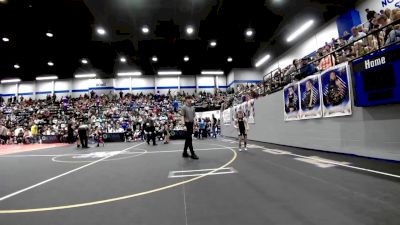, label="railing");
[263,18,400,94]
